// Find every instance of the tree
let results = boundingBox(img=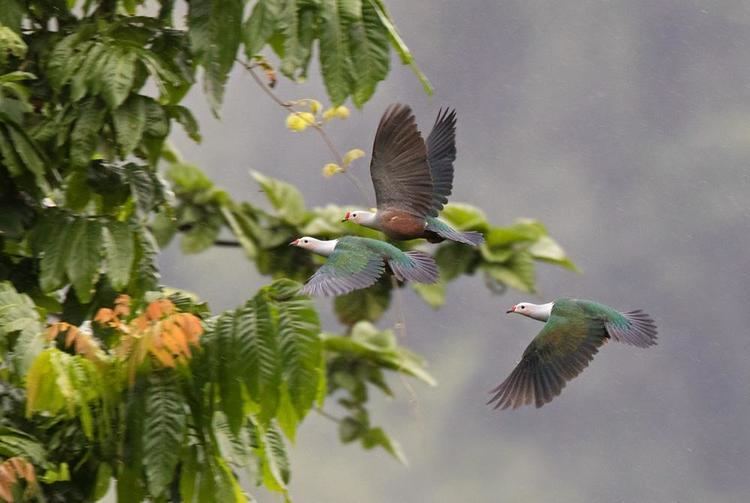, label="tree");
[0,1,576,501]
